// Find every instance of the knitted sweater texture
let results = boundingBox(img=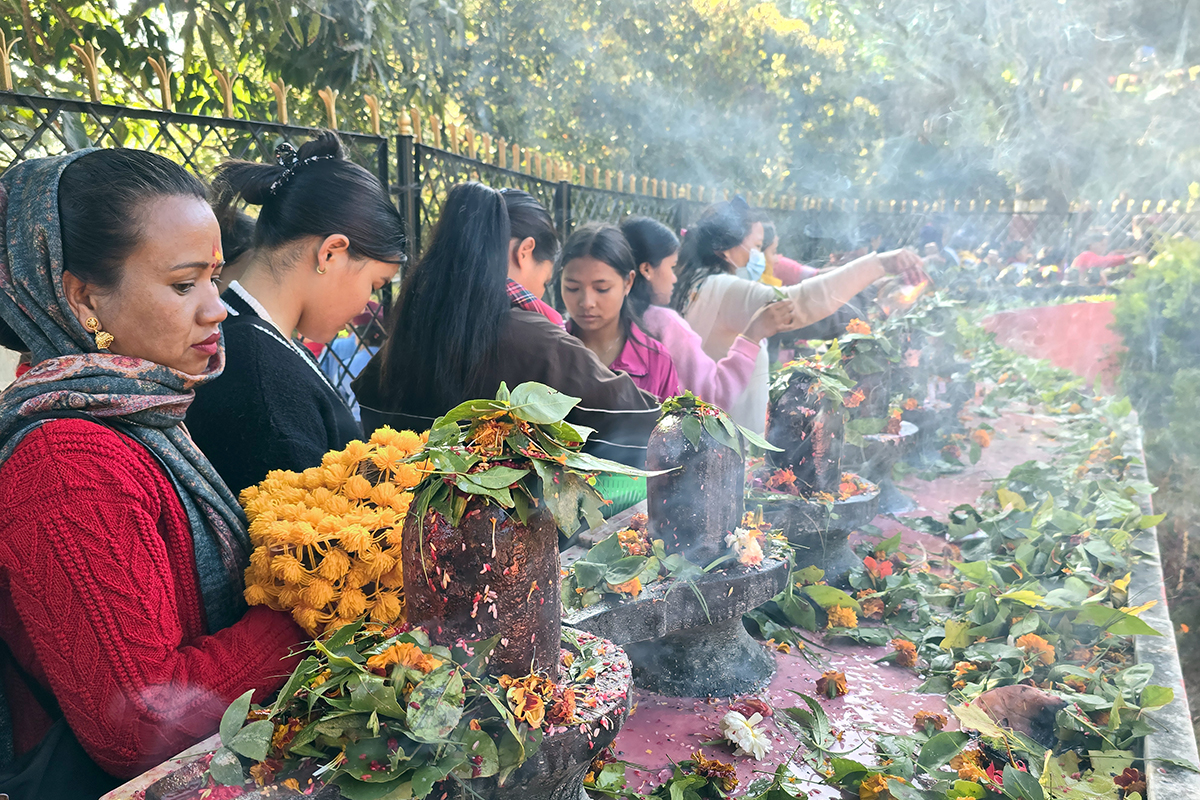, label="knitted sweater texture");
[0,418,304,779]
